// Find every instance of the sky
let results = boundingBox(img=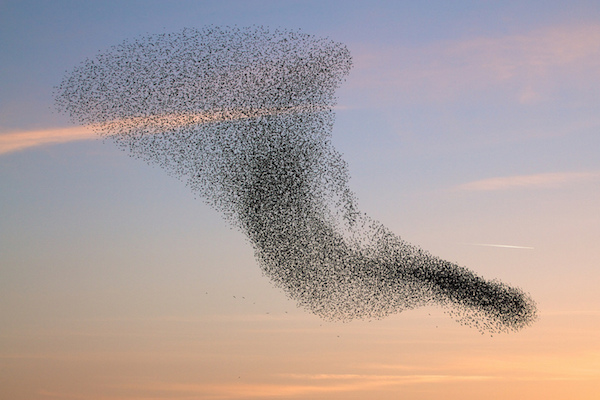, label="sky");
[1,0,599,399]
